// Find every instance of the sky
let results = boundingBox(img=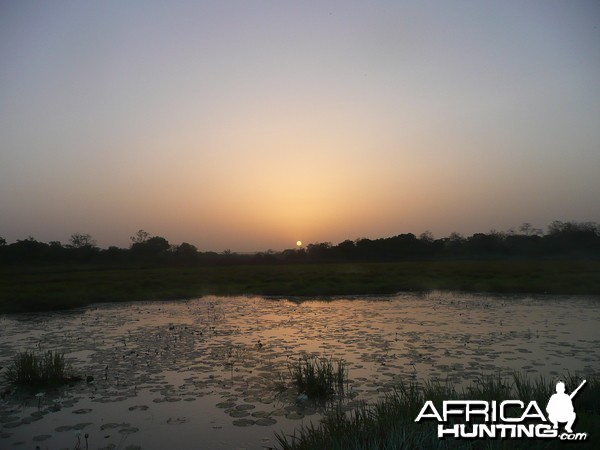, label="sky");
[1,1,599,252]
